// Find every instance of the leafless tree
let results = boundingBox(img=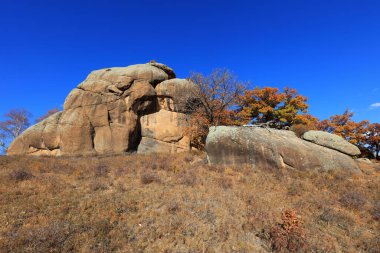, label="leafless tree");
[0,109,32,152]
[184,68,247,149]
[188,68,247,125]
[35,107,59,123]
